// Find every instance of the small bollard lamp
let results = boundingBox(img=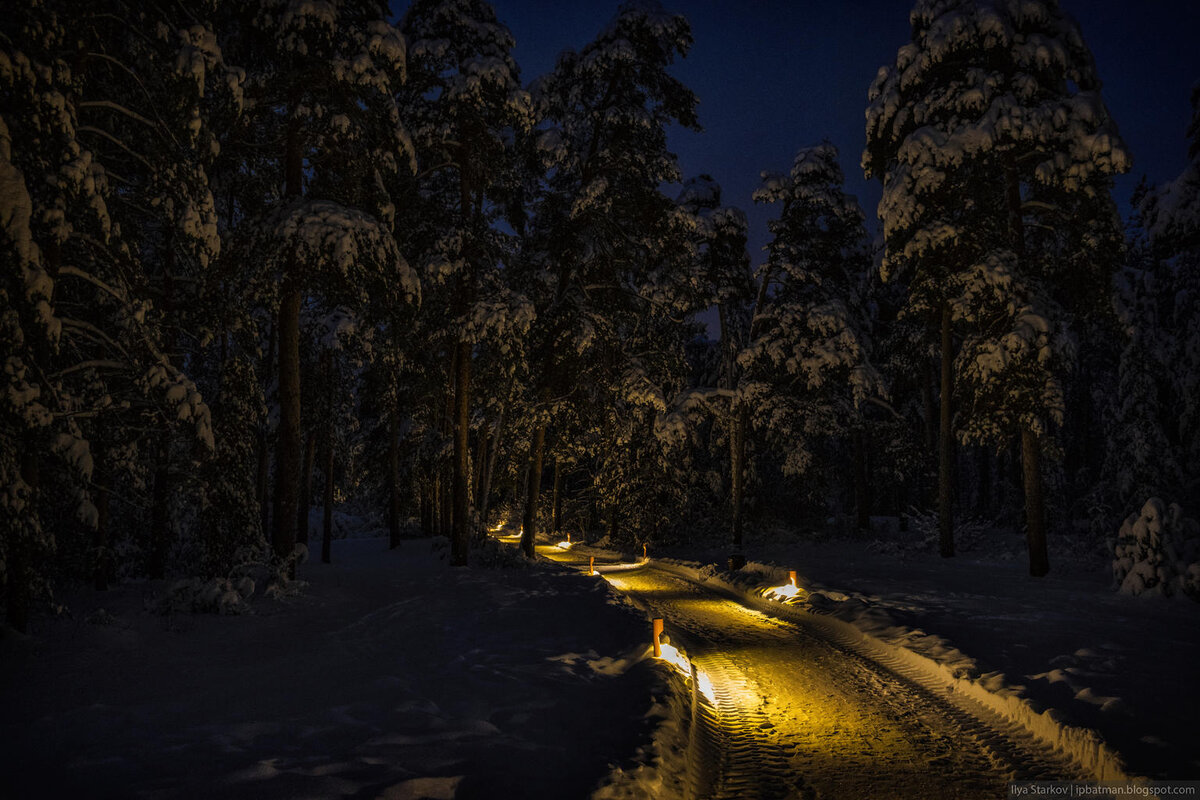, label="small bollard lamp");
[652,618,664,658]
